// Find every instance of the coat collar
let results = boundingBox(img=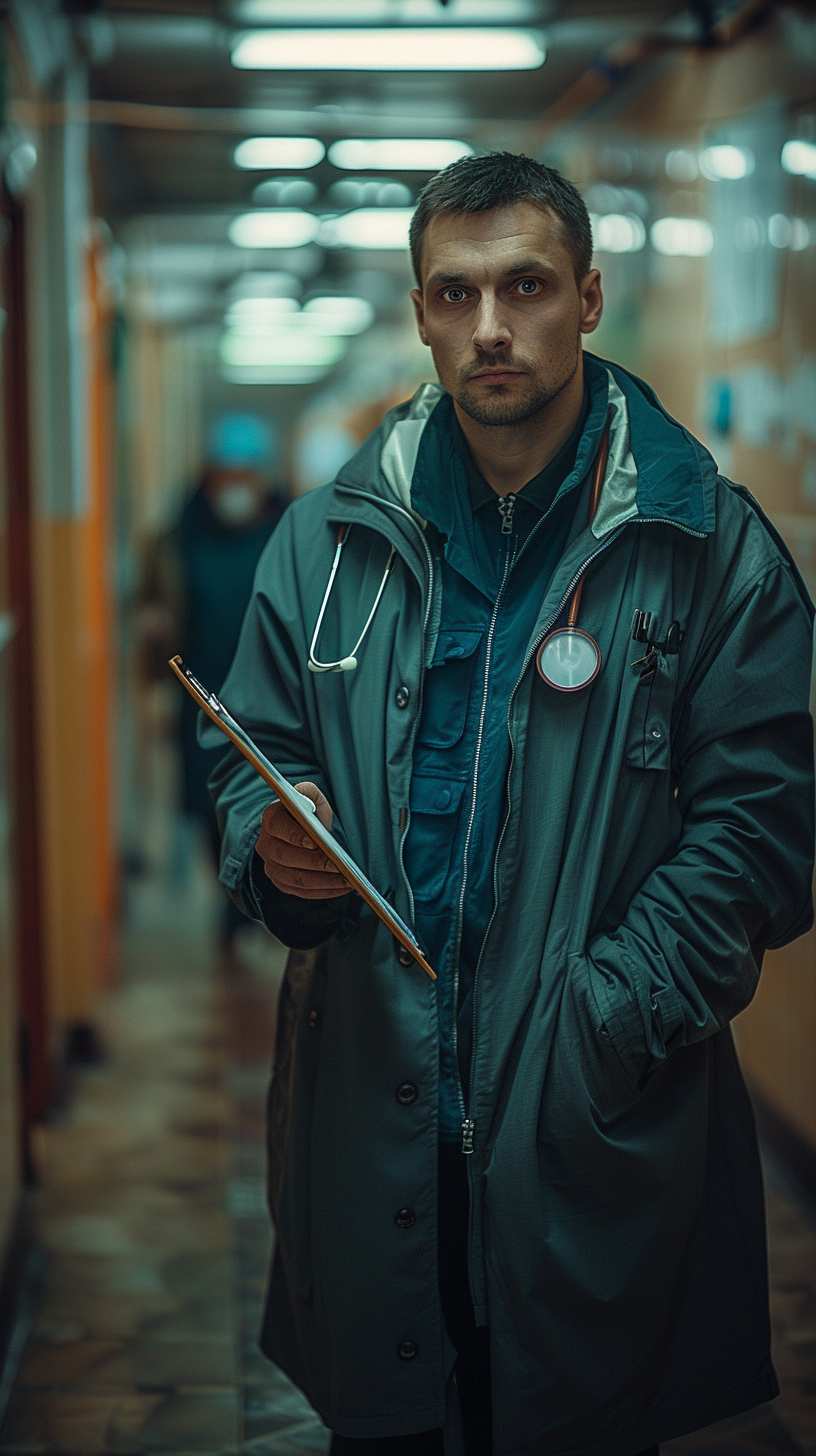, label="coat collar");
[333,351,717,539]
